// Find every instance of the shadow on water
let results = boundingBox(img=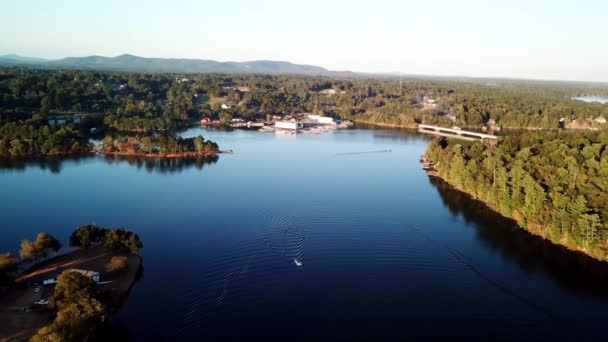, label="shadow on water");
[349,124,427,142]
[0,156,89,174]
[429,177,608,297]
[0,154,219,174]
[99,263,145,341]
[102,154,219,174]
